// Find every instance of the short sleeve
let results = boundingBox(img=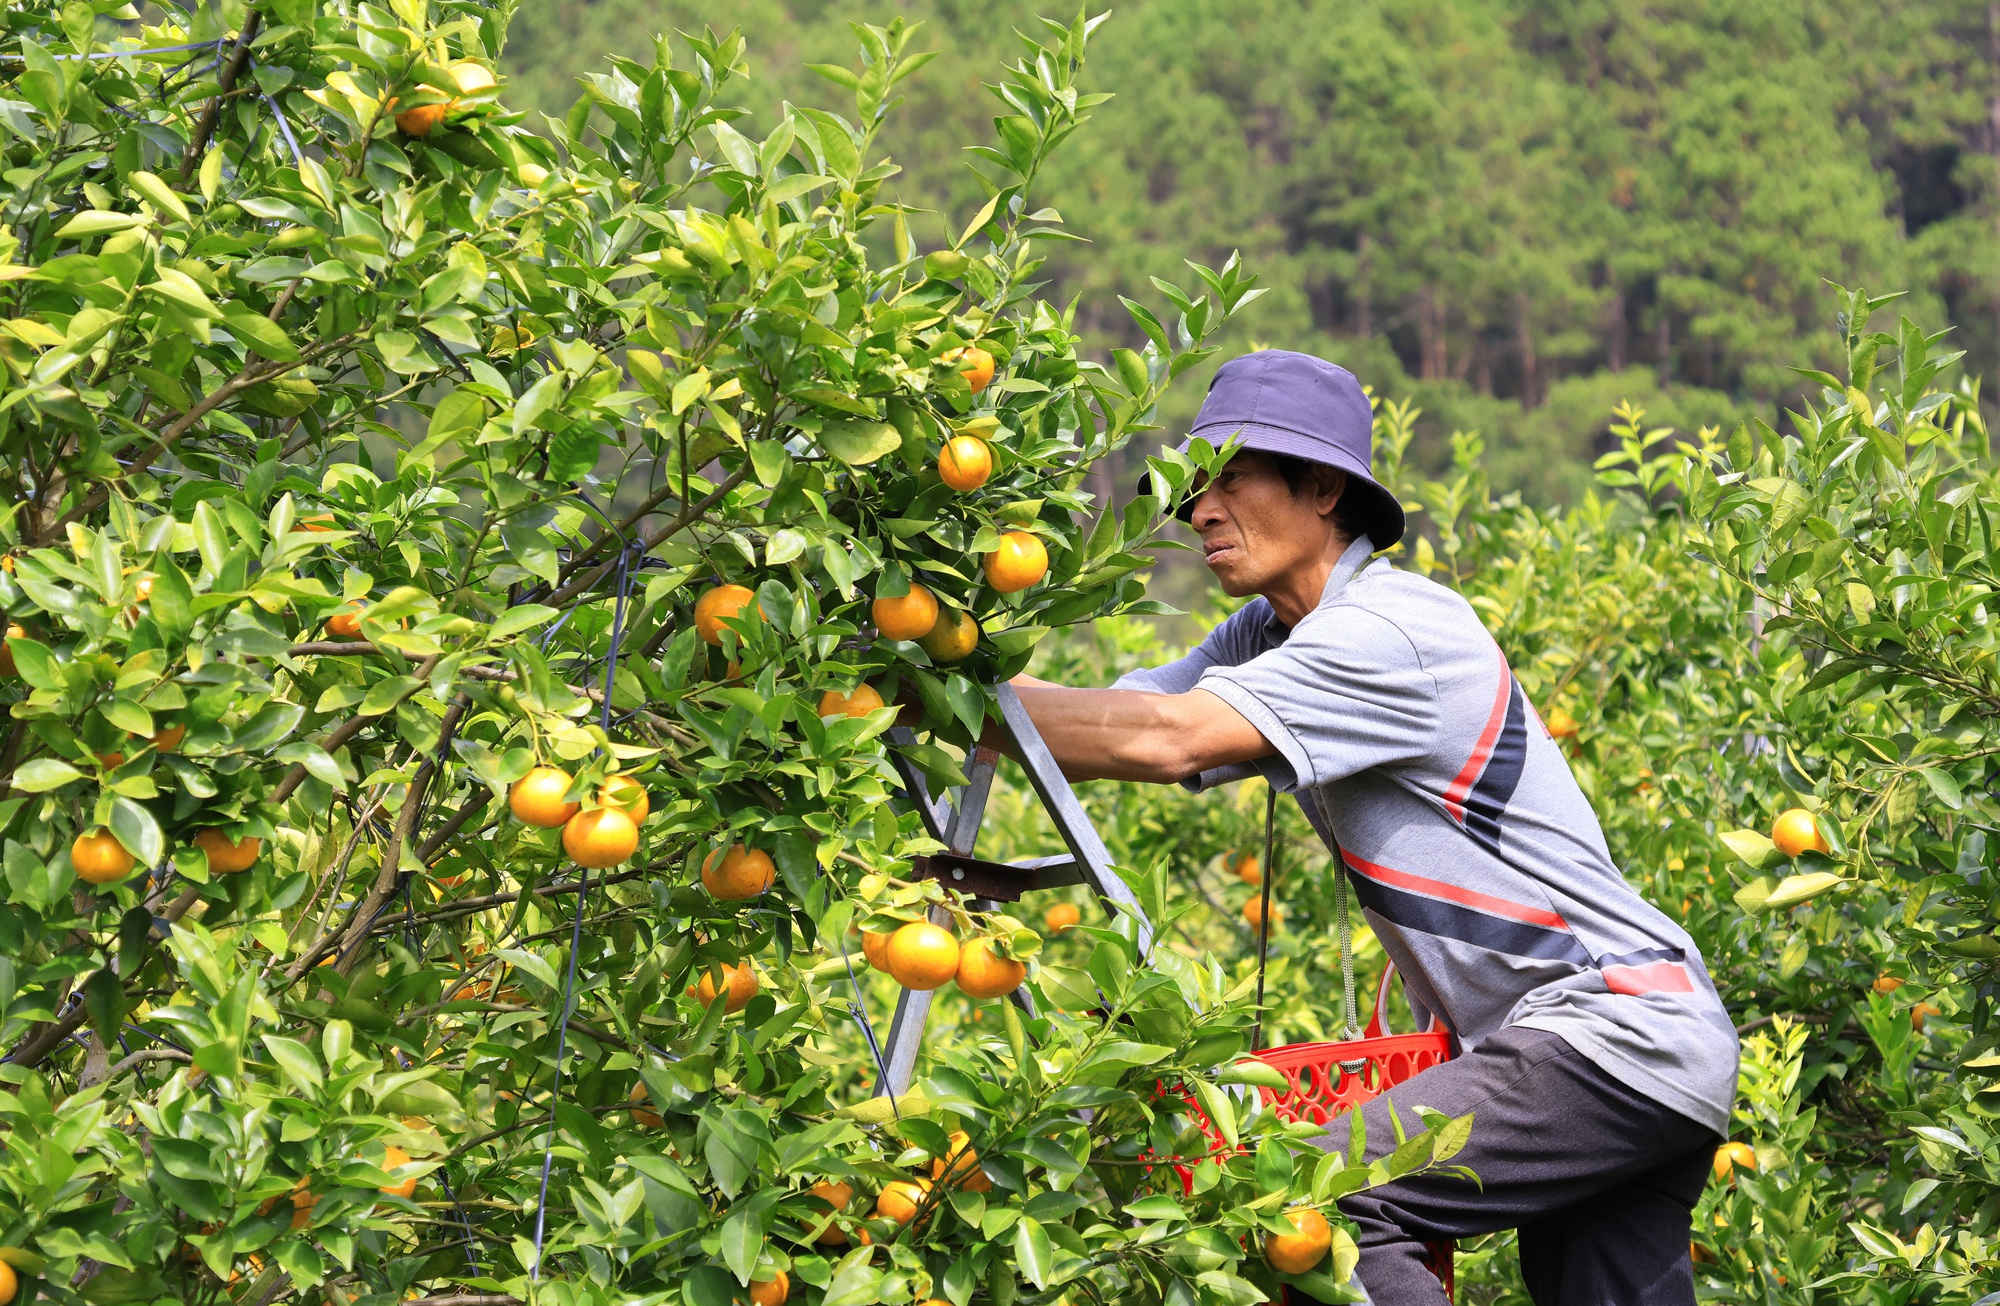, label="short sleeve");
[1109,600,1274,694]
[1194,606,1440,792]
